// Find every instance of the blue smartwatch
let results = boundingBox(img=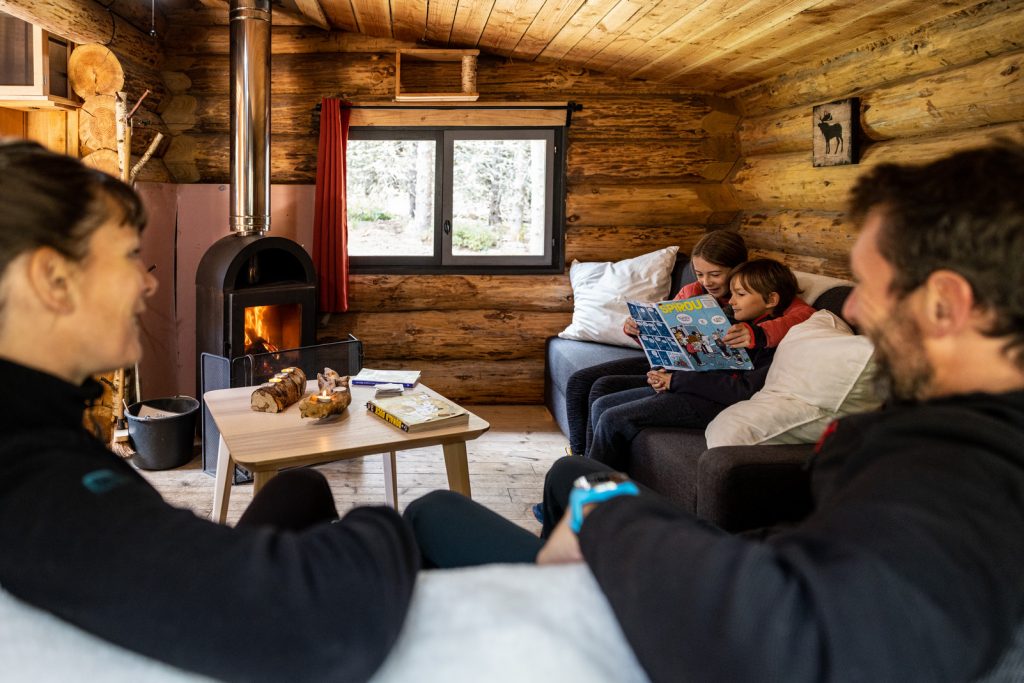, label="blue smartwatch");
[568,471,639,533]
